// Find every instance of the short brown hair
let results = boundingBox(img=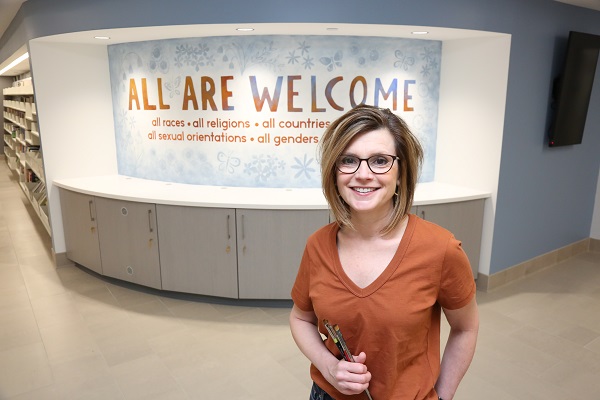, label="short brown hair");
[319,105,423,235]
